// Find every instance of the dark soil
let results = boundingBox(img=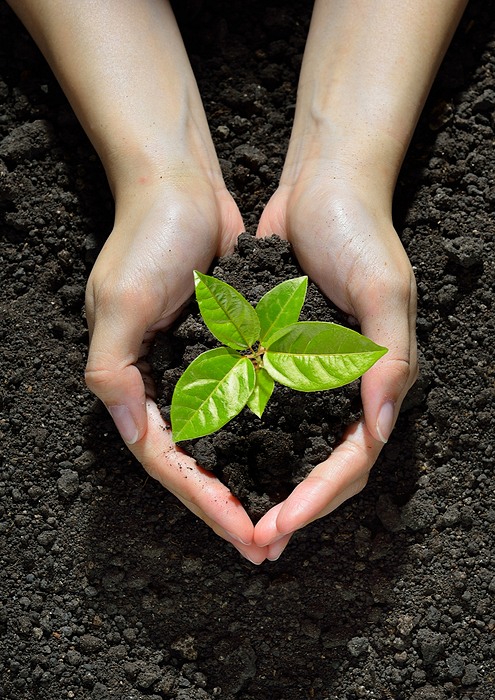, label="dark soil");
[1,1,494,699]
